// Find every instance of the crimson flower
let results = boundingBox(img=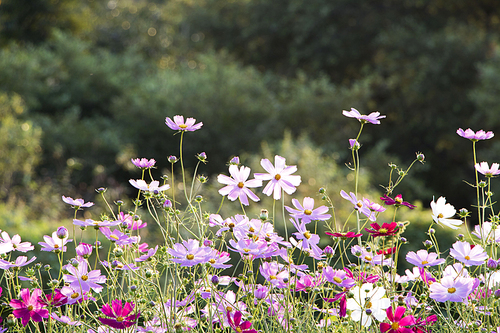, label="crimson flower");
[377,247,397,257]
[413,315,437,333]
[227,310,257,333]
[380,306,415,333]
[37,289,67,307]
[10,288,49,326]
[365,222,399,237]
[380,194,416,209]
[98,300,140,329]
[325,231,362,239]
